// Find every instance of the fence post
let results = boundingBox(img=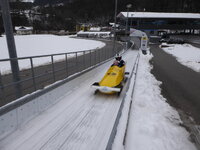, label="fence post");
[104,48,107,60]
[103,47,104,61]
[65,54,68,77]
[90,50,92,67]
[95,50,97,65]
[51,55,56,82]
[84,51,86,69]
[103,48,105,61]
[99,49,101,63]
[30,58,36,91]
[109,47,111,58]
[75,52,78,72]
[0,71,5,101]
